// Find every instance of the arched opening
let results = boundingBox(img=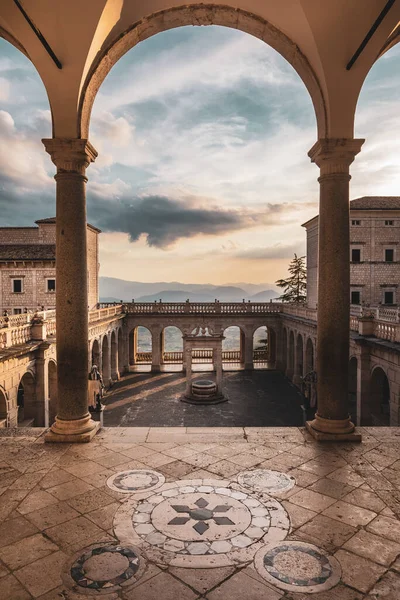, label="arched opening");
[253,327,269,367]
[101,335,111,383]
[48,360,57,426]
[162,326,183,365]
[348,357,357,424]
[91,339,100,369]
[111,330,118,380]
[288,331,295,380]
[296,334,304,381]
[305,338,314,373]
[118,328,124,374]
[132,327,152,367]
[17,372,38,426]
[282,328,288,372]
[0,389,7,427]
[370,367,390,426]
[223,326,242,367]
